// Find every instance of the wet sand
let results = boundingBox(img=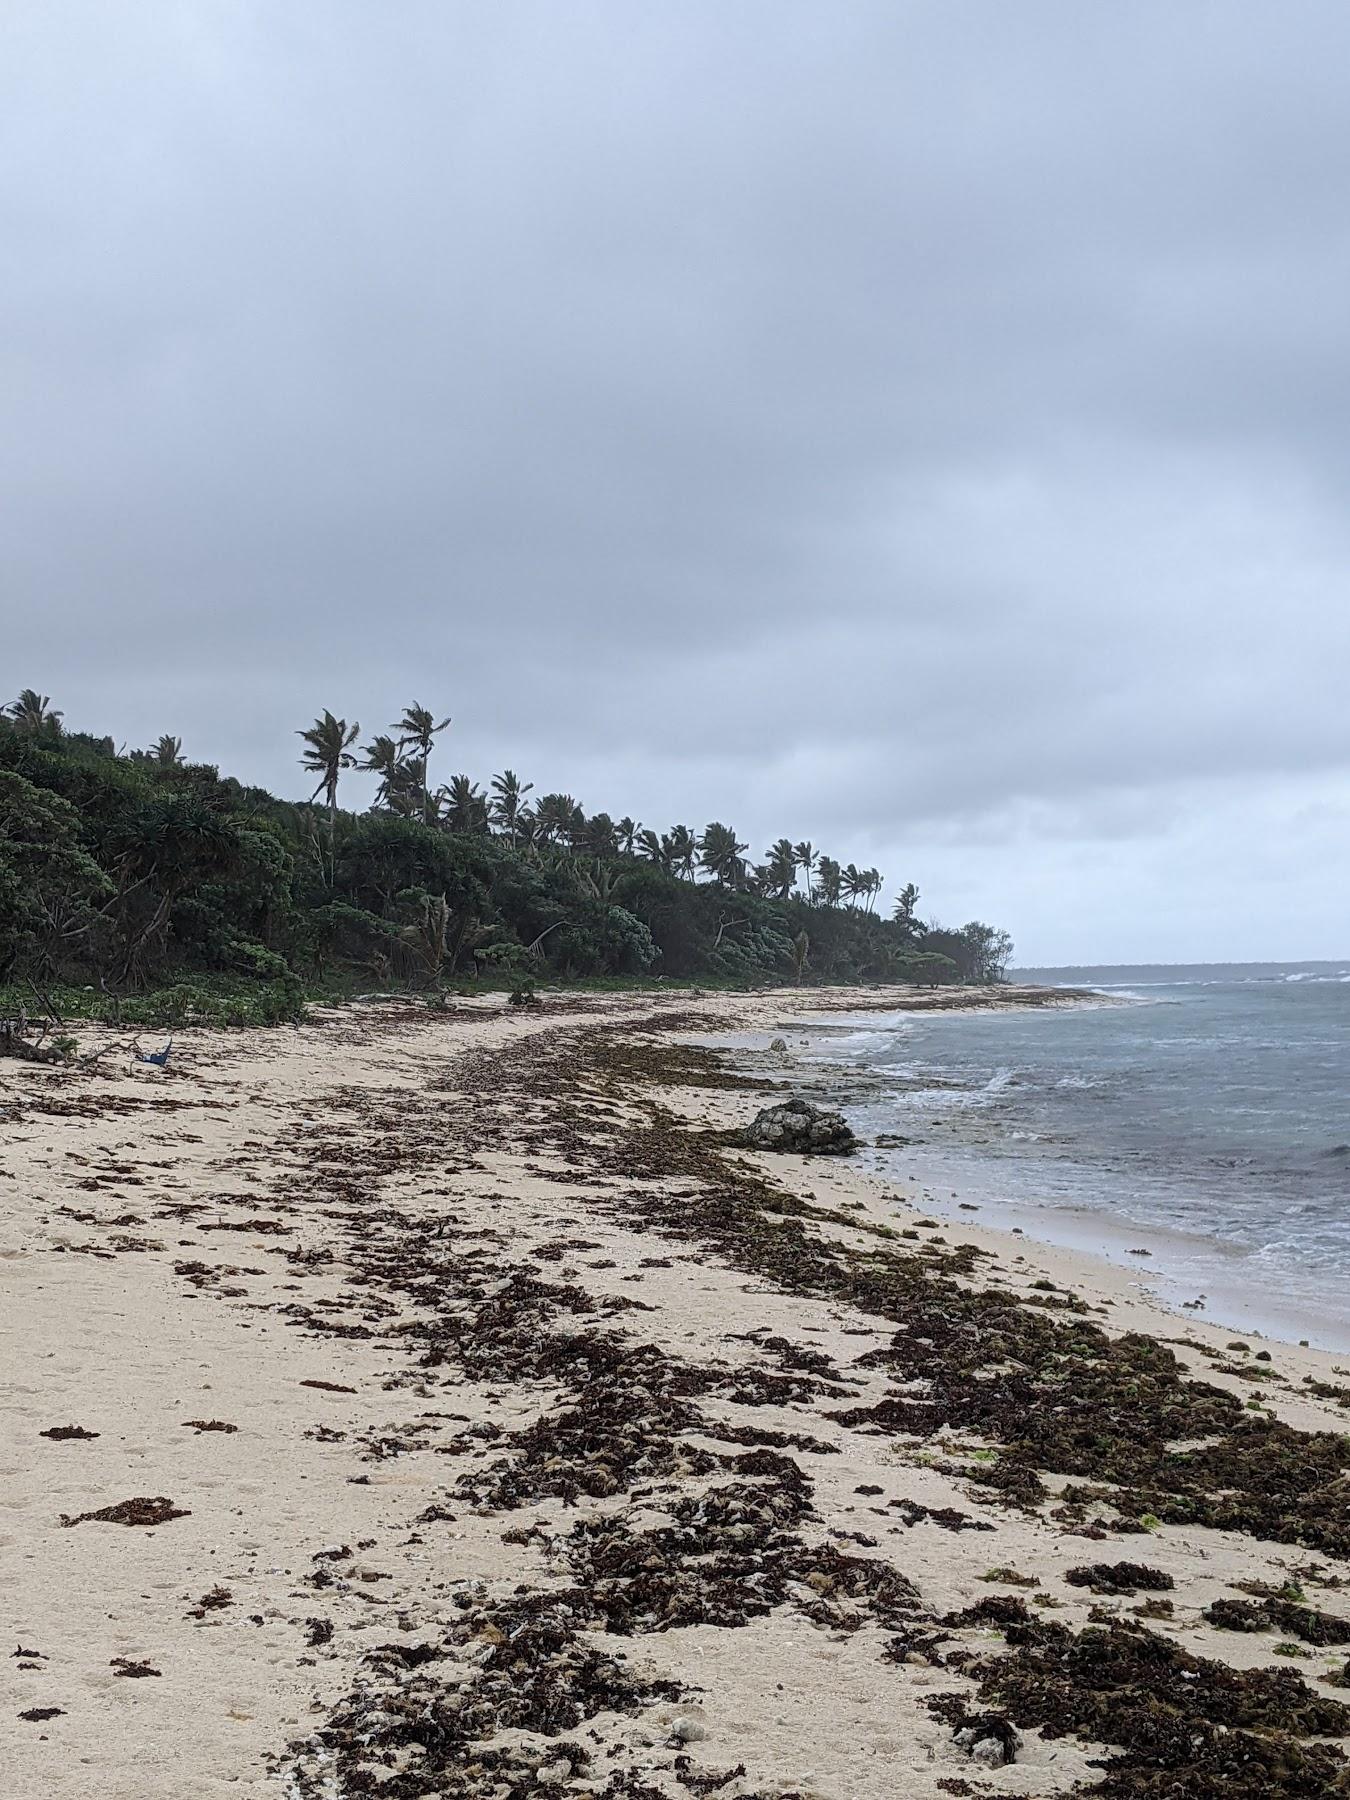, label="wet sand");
[4,985,1349,1797]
